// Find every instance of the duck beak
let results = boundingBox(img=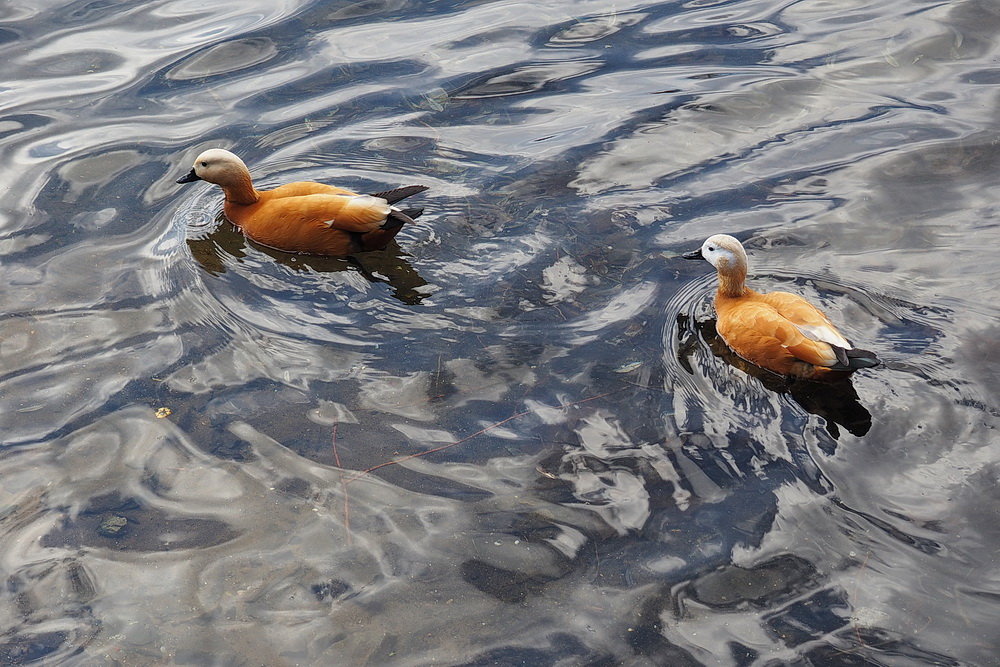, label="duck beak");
[682,248,704,260]
[176,168,200,184]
